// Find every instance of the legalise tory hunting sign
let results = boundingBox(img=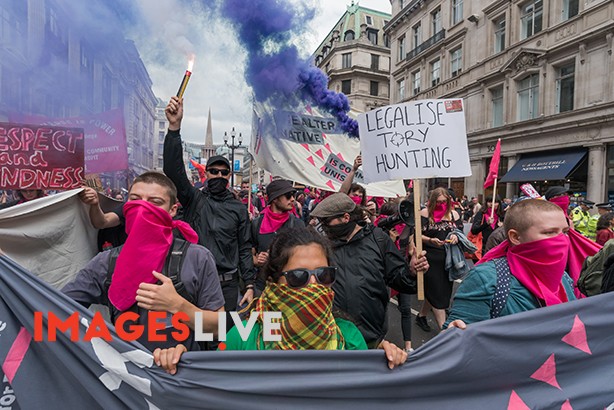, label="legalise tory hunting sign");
[358,99,471,183]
